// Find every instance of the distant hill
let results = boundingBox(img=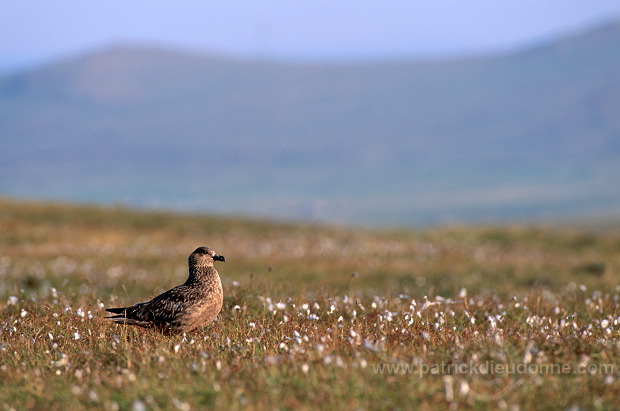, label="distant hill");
[1,19,620,226]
